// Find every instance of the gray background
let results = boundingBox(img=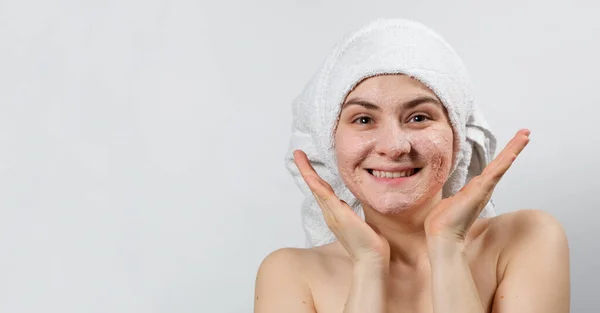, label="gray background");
[0,0,597,312]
